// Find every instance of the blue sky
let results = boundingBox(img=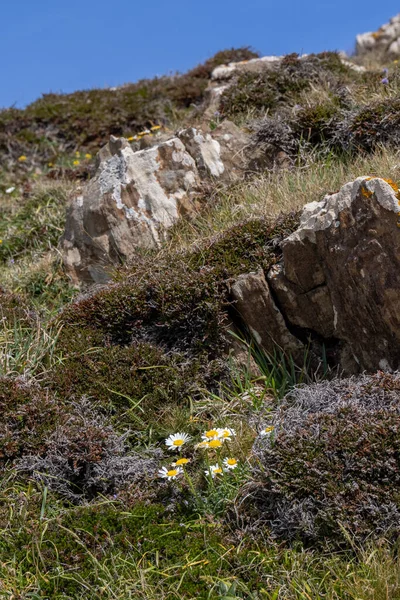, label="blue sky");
[1,1,399,109]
